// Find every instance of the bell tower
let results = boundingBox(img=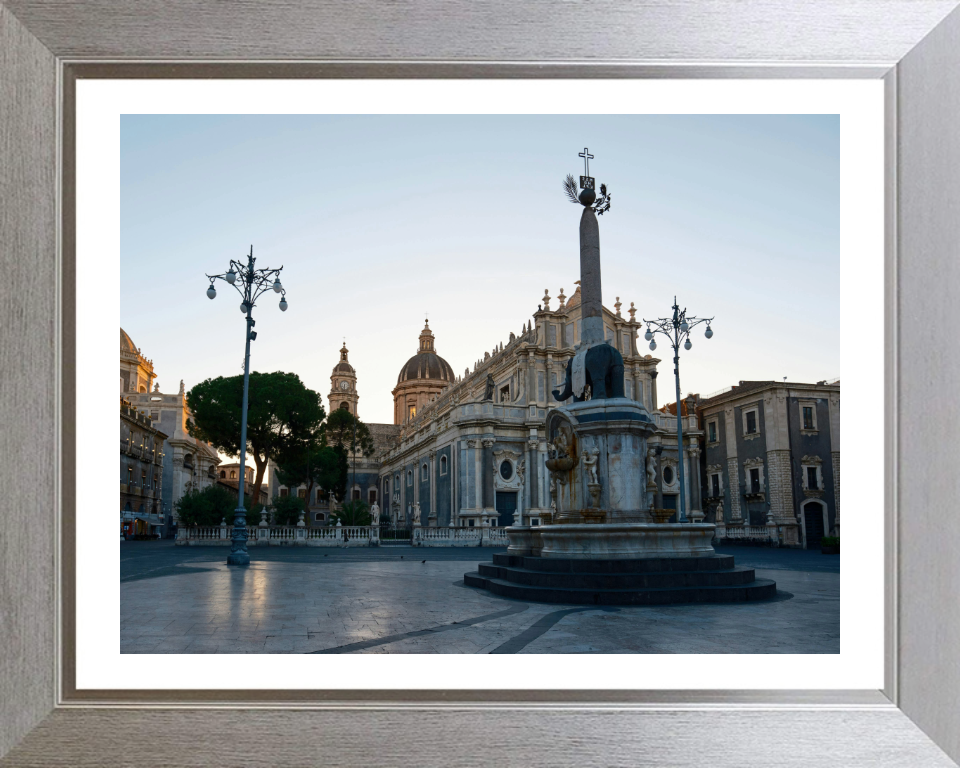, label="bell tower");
[329,342,359,417]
